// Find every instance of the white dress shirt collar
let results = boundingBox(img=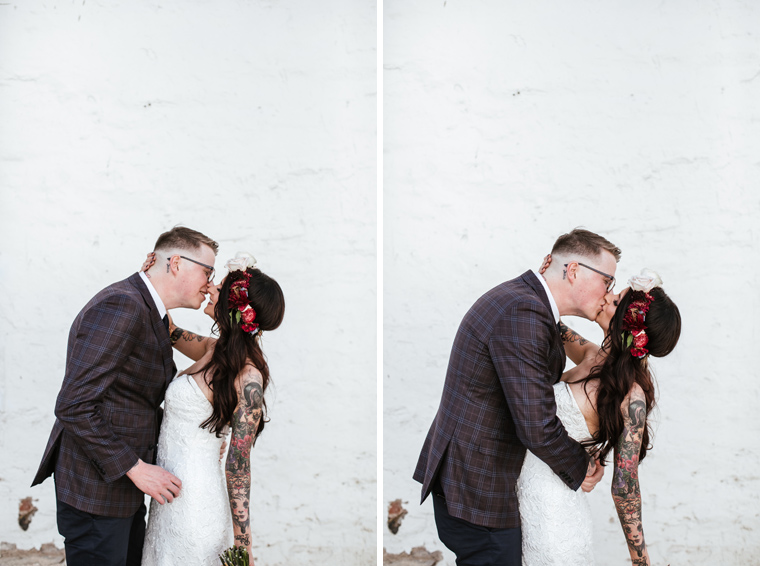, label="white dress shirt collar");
[532,269,560,323]
[139,271,167,319]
